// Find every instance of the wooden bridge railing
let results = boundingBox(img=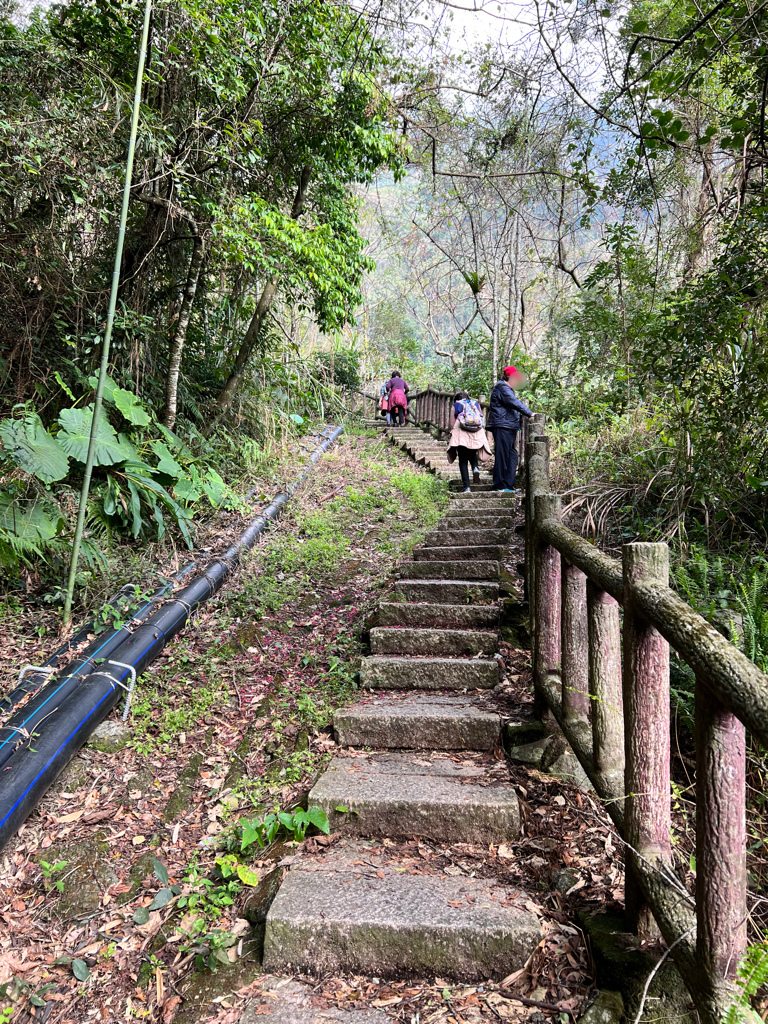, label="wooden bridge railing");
[526,414,767,1024]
